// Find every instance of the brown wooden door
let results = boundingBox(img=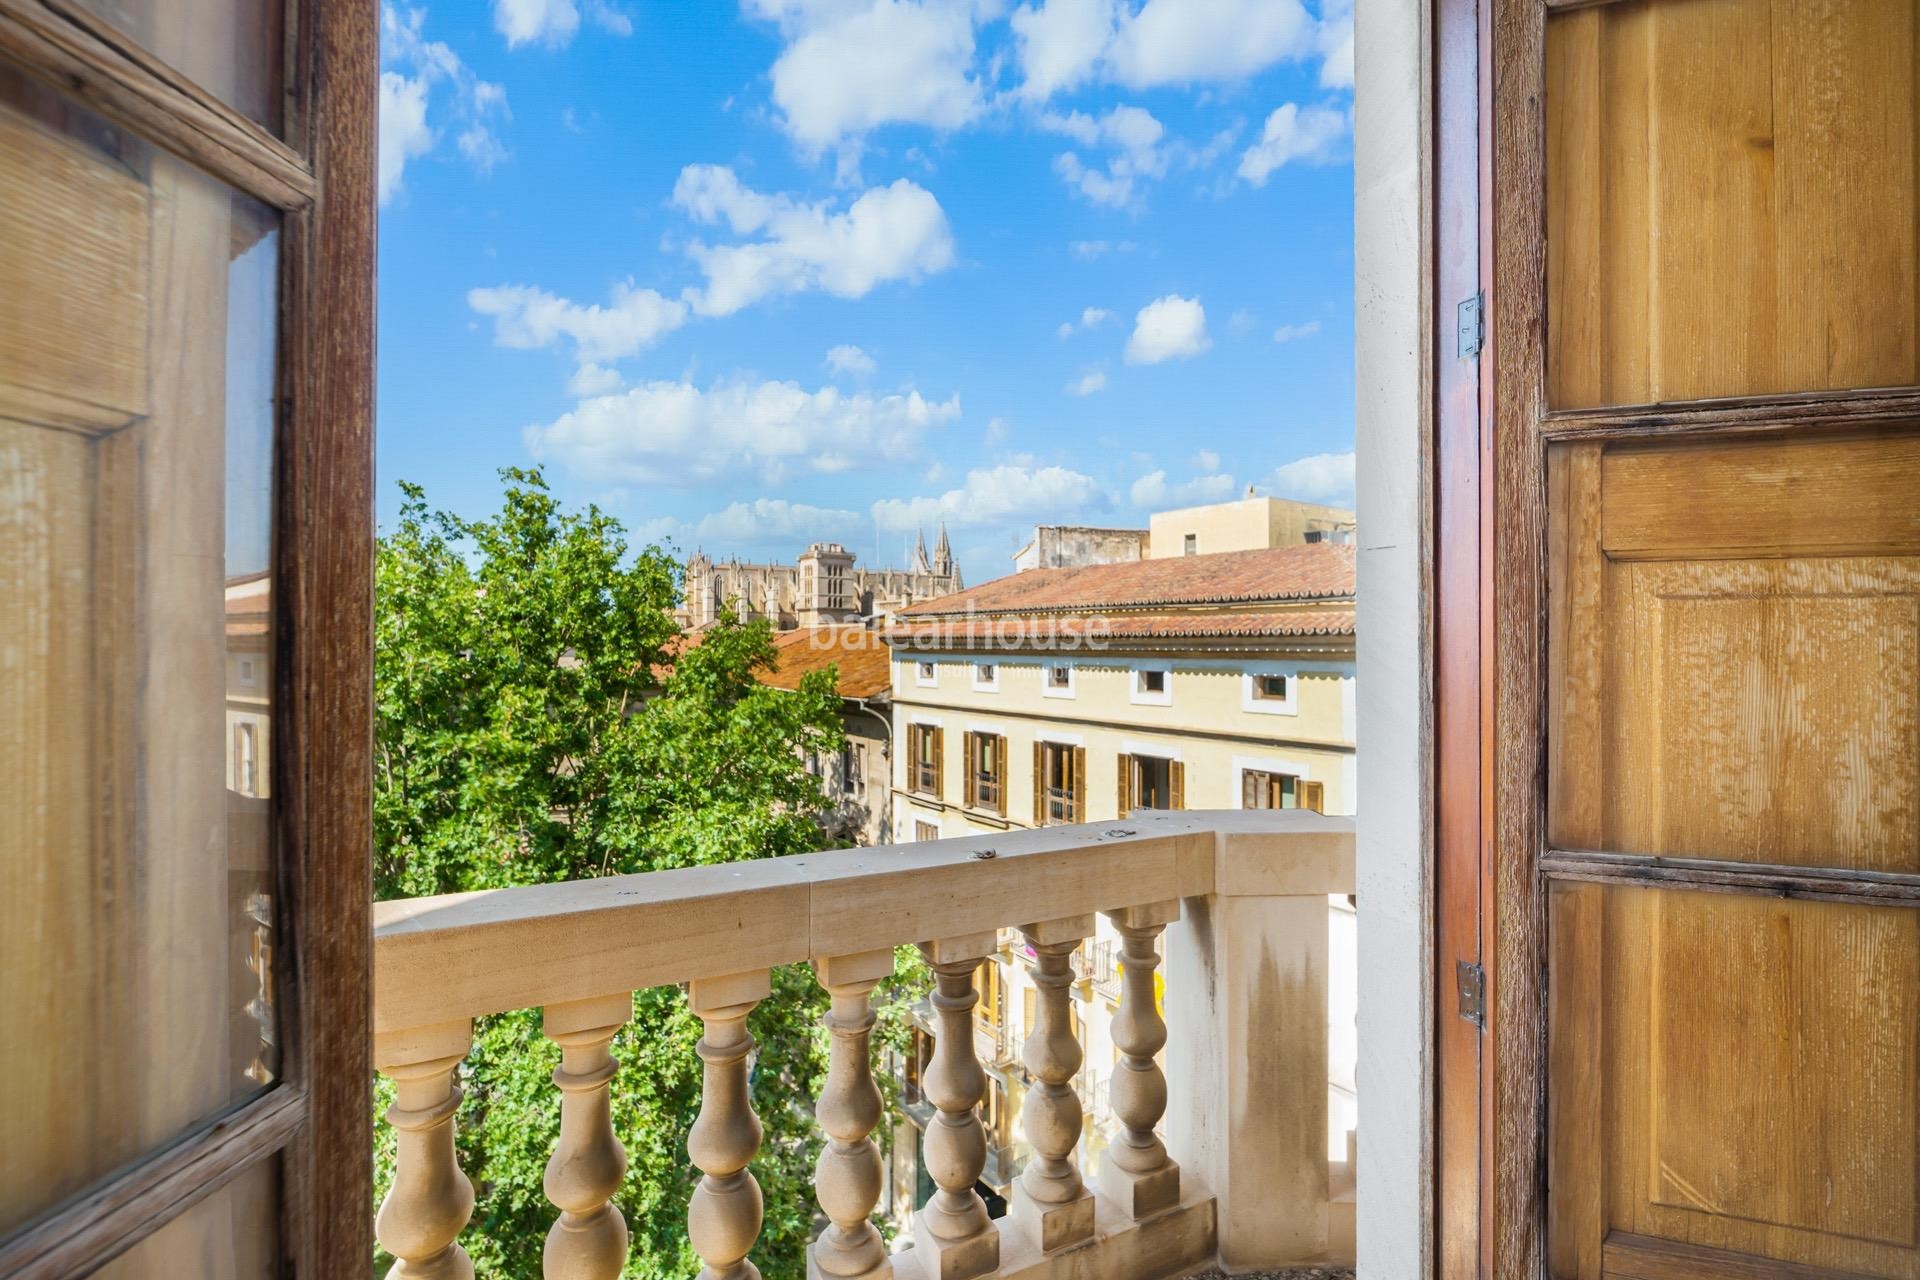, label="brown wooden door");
[0,1,373,1275]
[1519,2,1920,1278]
